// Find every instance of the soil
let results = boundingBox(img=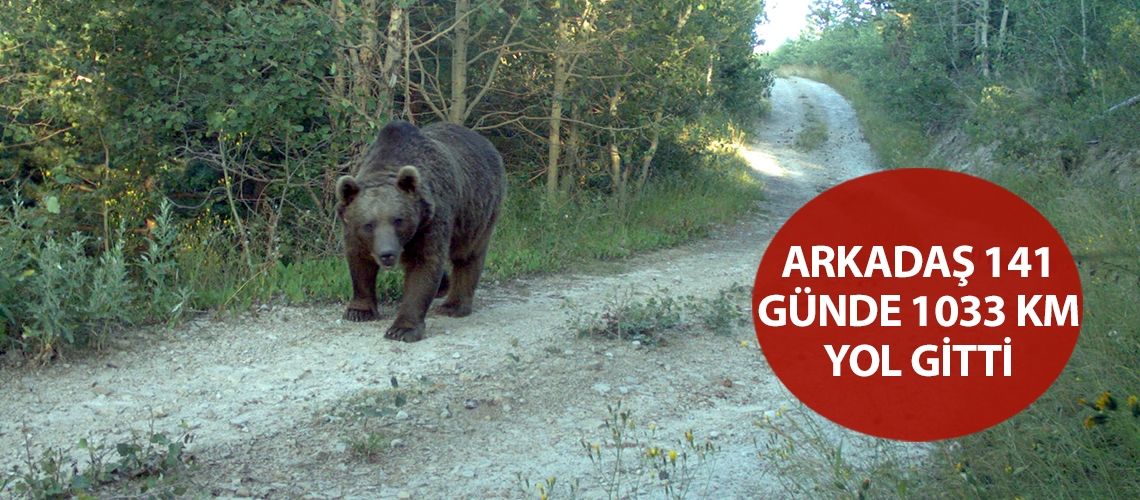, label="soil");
[1,77,906,499]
